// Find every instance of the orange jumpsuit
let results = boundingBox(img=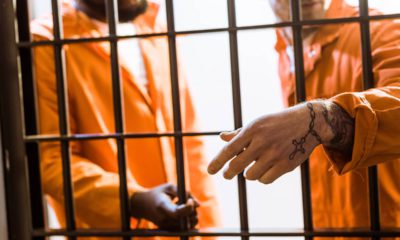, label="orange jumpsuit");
[31,1,220,239]
[276,0,400,238]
